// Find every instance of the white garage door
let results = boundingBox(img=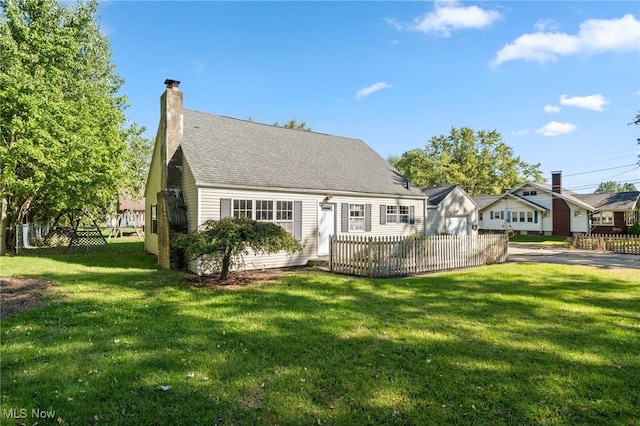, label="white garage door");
[446,217,468,235]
